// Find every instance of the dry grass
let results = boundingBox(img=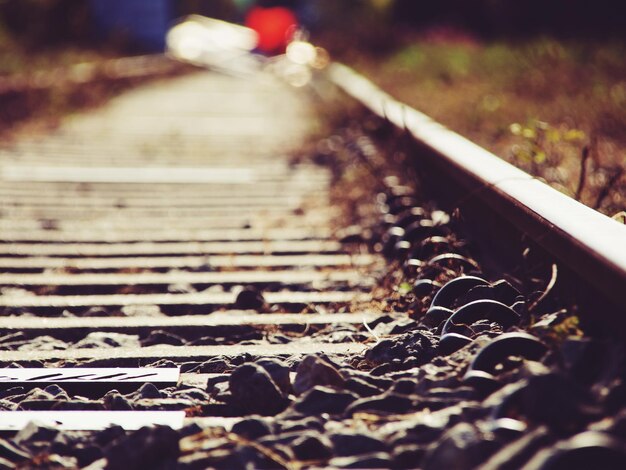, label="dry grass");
[346,35,626,216]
